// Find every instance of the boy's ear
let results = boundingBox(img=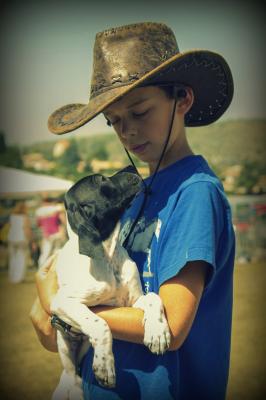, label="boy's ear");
[177,87,194,115]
